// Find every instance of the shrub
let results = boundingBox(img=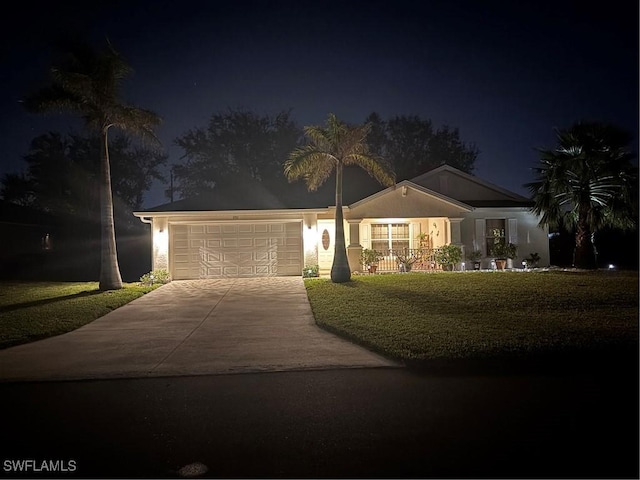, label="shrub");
[434,244,462,270]
[303,265,319,278]
[139,269,171,286]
